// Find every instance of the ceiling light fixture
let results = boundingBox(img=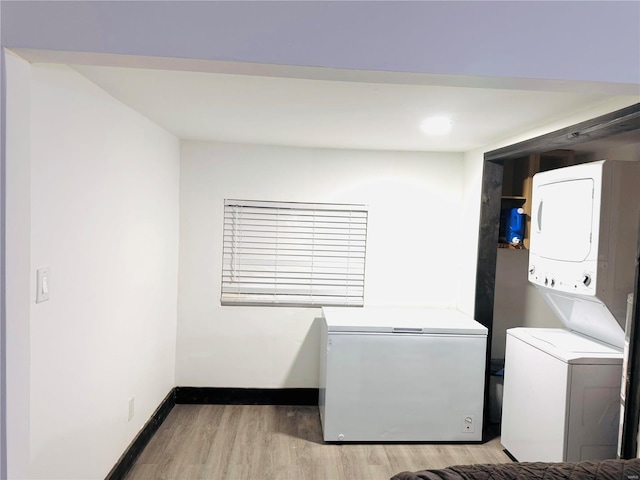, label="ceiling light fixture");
[420,116,453,135]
